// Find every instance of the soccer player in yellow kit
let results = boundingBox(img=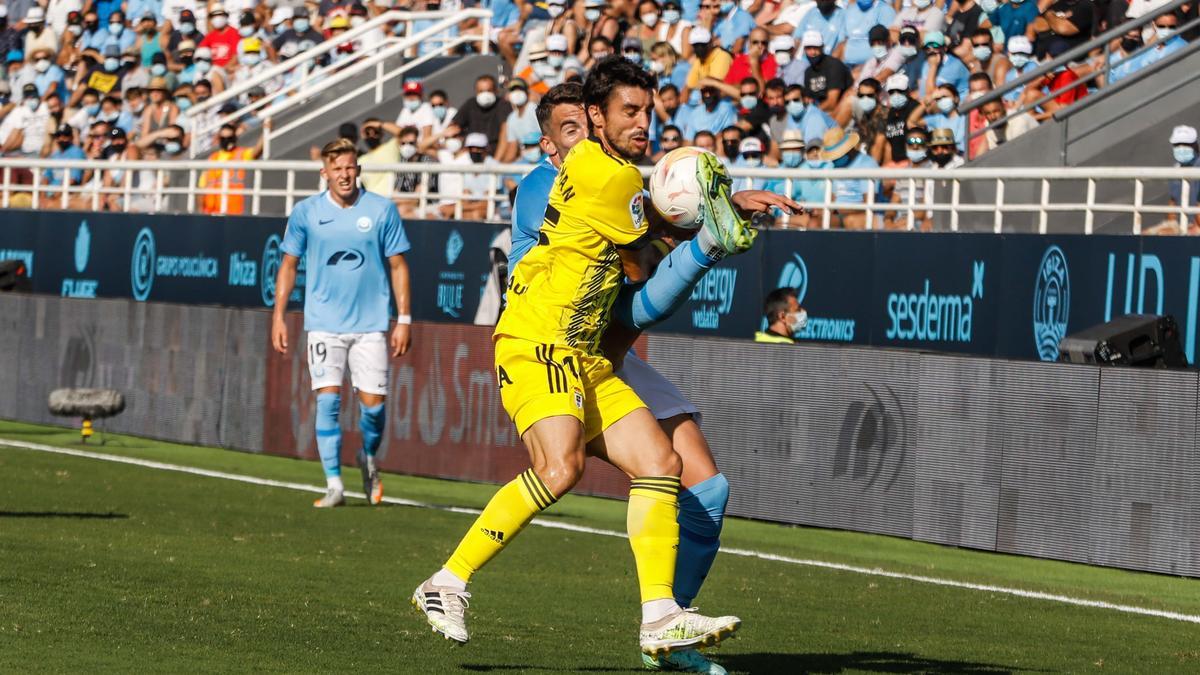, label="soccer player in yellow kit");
[413,58,754,658]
